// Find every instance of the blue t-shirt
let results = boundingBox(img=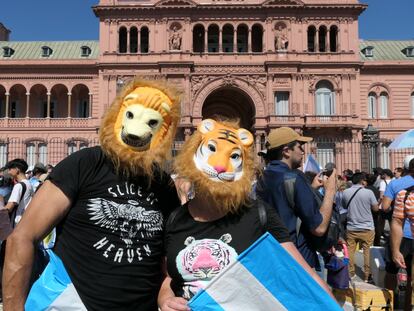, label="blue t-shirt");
[257,160,323,268]
[384,175,414,239]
